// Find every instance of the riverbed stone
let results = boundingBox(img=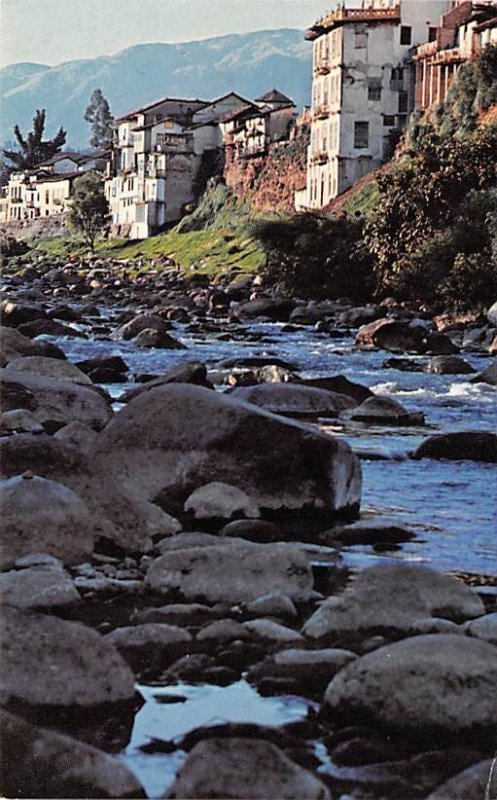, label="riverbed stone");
[94,384,361,519]
[348,395,424,425]
[0,474,95,569]
[0,299,47,327]
[323,634,497,740]
[146,541,315,604]
[220,518,281,542]
[0,324,66,366]
[298,374,373,404]
[425,356,476,375]
[426,759,496,799]
[249,647,357,693]
[6,355,93,384]
[0,563,80,609]
[245,593,298,619]
[243,619,303,643]
[231,383,355,417]
[104,623,192,671]
[133,327,186,349]
[0,408,44,433]
[413,431,497,462]
[486,300,497,326]
[121,360,210,402]
[356,319,425,353]
[471,360,497,385]
[0,710,145,799]
[197,619,250,643]
[462,612,497,645]
[232,297,296,321]
[165,737,330,799]
[0,606,135,709]
[0,368,112,430]
[184,481,260,520]
[303,564,484,641]
[111,312,172,340]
